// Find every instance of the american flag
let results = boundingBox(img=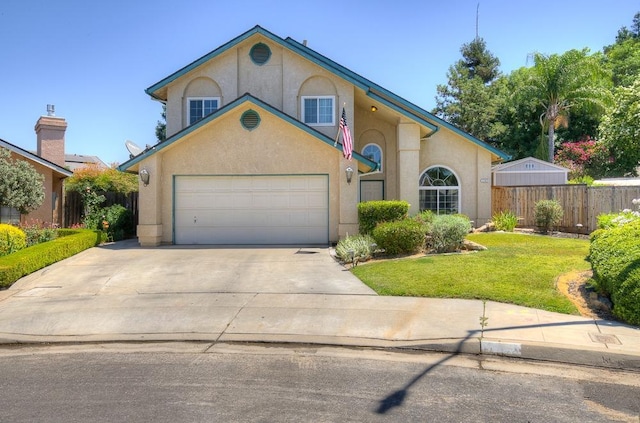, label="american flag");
[340,108,353,160]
